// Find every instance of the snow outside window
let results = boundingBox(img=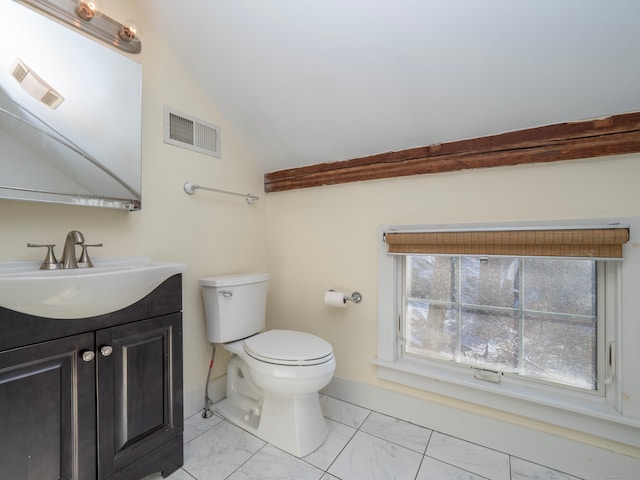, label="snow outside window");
[403,255,602,393]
